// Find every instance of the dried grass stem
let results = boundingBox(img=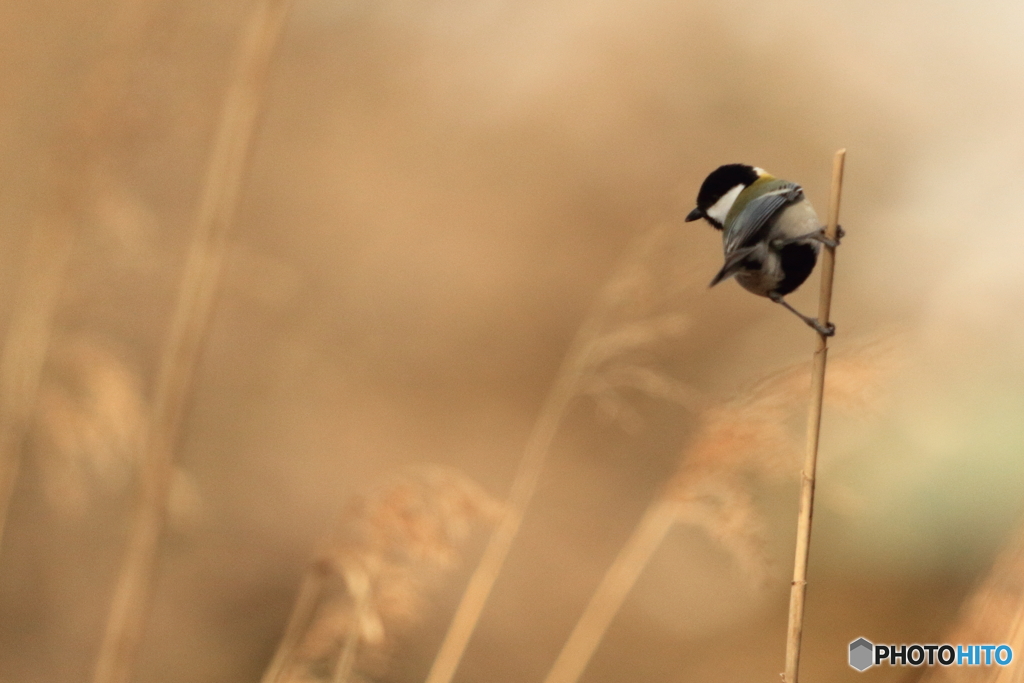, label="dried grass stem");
[0,0,154,554]
[542,499,680,683]
[424,229,678,683]
[783,148,846,683]
[91,3,295,682]
[260,569,329,683]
